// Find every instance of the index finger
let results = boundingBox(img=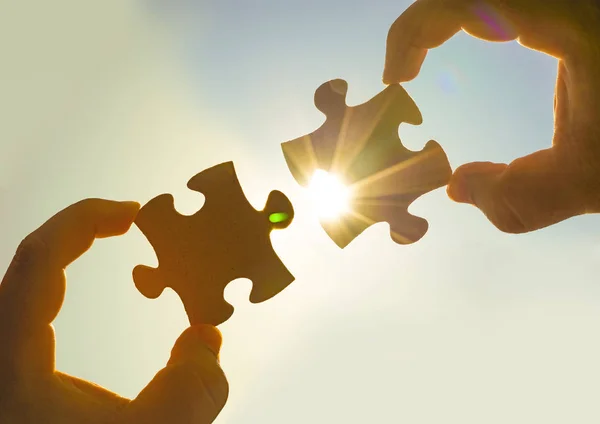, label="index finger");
[33,198,140,269]
[383,0,521,84]
[0,198,140,329]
